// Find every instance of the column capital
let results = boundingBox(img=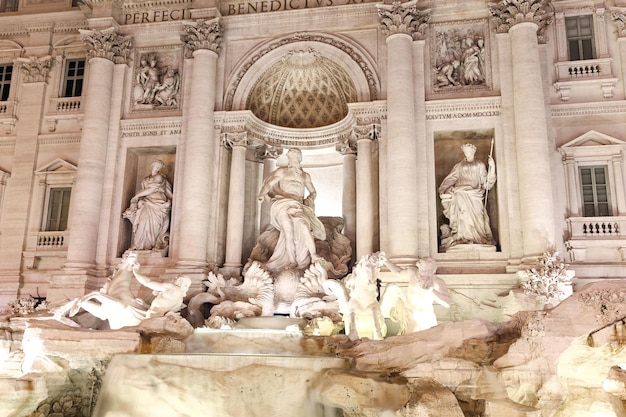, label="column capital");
[489,0,554,41]
[611,10,626,38]
[222,131,248,149]
[15,56,51,83]
[377,1,431,41]
[254,144,283,161]
[336,136,357,155]
[353,123,380,142]
[183,18,224,55]
[79,27,132,64]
